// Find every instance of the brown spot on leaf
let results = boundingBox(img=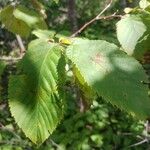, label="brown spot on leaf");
[90,53,108,72]
[90,53,103,65]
